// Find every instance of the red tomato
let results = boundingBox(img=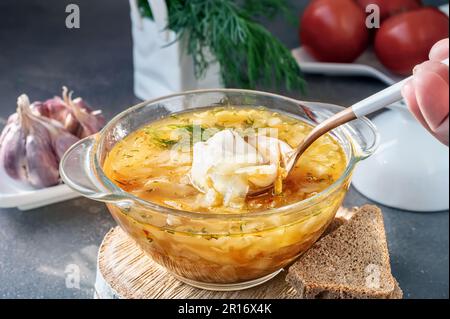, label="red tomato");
[374,7,449,75]
[299,0,369,63]
[356,0,422,20]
